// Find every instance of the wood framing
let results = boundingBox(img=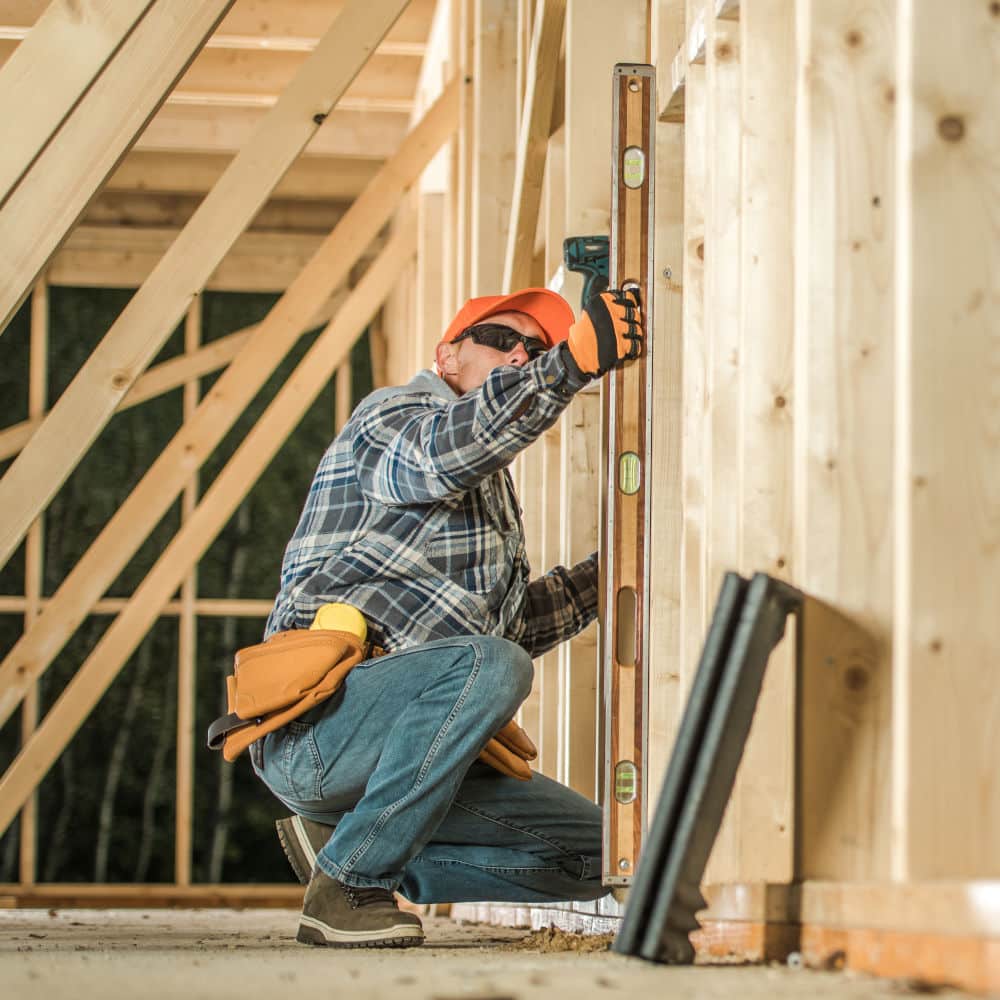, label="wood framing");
[0,0,155,207]
[0,222,417,837]
[793,0,896,880]
[501,0,566,293]
[728,0,796,885]
[893,0,1000,879]
[0,81,458,731]
[470,0,518,296]
[0,0,235,334]
[0,0,410,571]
